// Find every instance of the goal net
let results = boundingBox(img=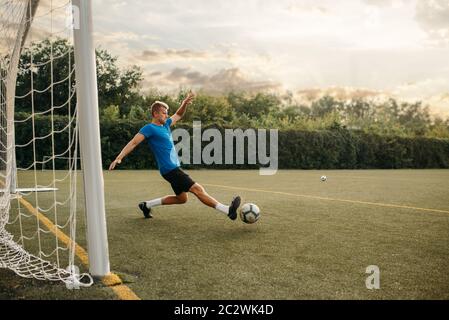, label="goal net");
[0,0,108,287]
